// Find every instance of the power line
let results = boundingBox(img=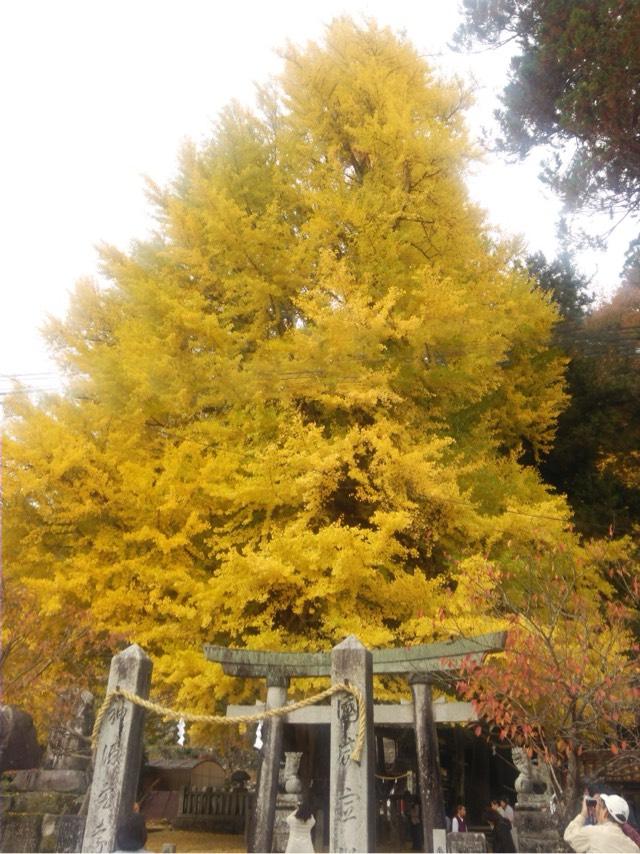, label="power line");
[1,327,639,386]
[0,390,63,397]
[0,382,585,530]
[1,395,627,538]
[2,322,638,409]
[0,372,59,378]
